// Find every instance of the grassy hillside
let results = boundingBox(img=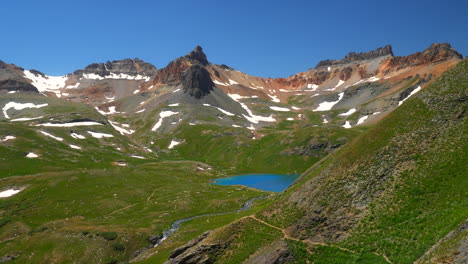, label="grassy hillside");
[161,59,467,263]
[0,162,266,263]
